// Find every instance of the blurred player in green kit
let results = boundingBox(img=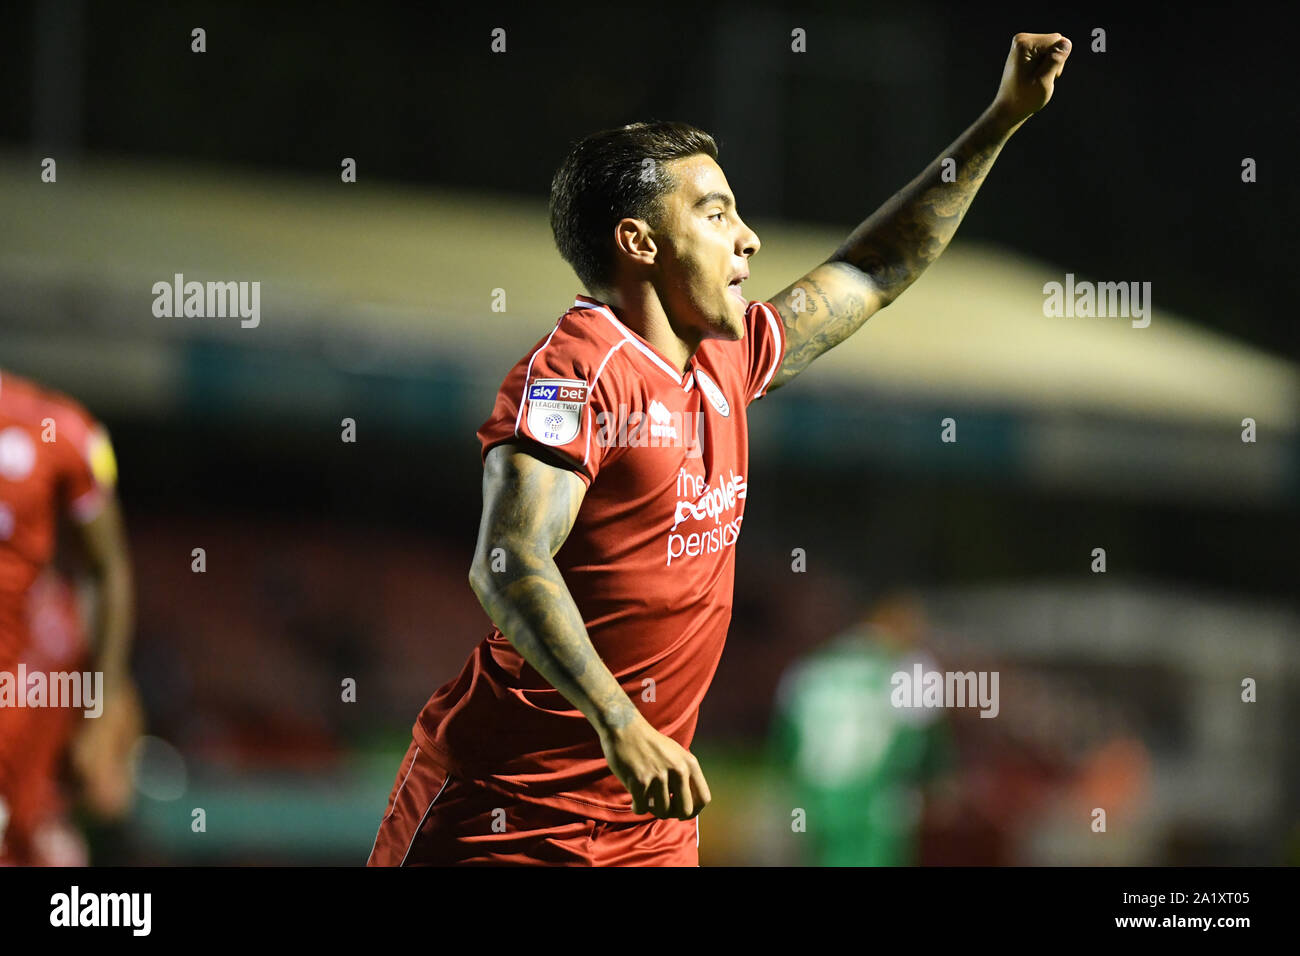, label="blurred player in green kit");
[770,593,956,866]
